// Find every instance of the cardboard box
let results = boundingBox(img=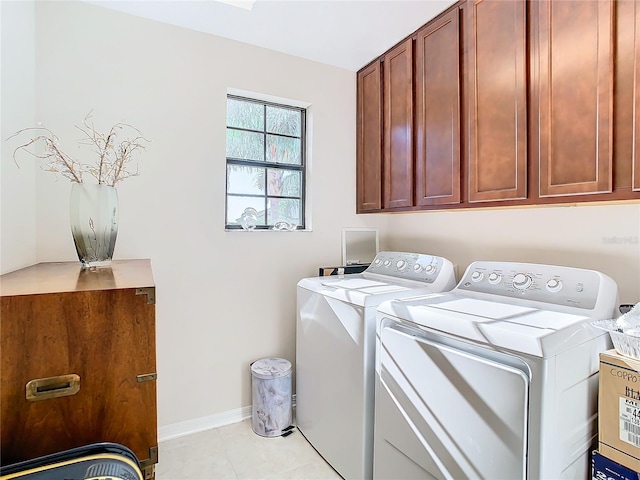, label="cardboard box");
[592,451,640,480]
[599,350,640,472]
